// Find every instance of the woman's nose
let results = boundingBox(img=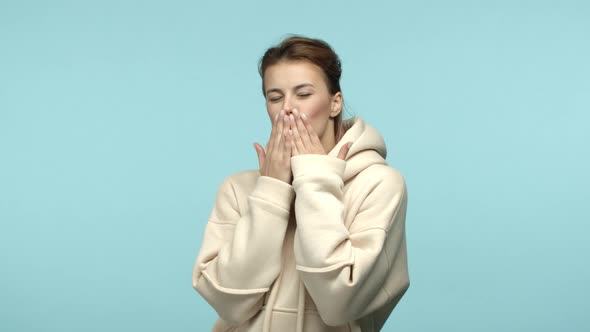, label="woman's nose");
[282,97,296,114]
